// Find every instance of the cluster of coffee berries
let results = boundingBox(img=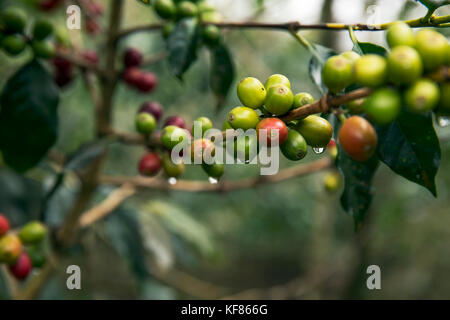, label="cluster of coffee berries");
[0,7,55,59]
[81,0,104,35]
[321,23,449,162]
[122,48,159,93]
[0,214,48,281]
